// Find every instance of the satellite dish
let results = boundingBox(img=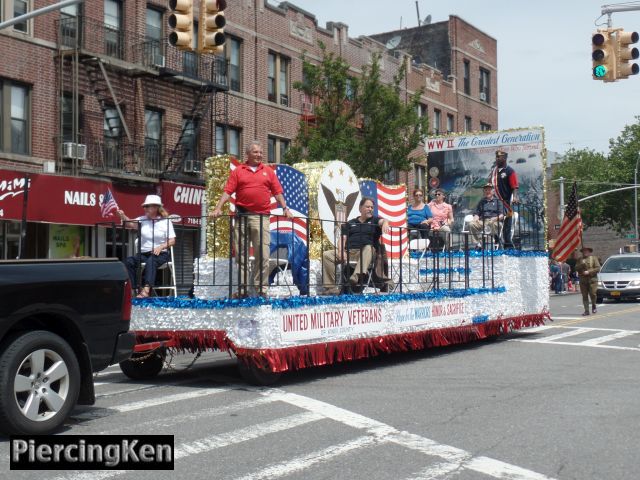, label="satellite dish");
[424,14,432,25]
[385,35,402,49]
